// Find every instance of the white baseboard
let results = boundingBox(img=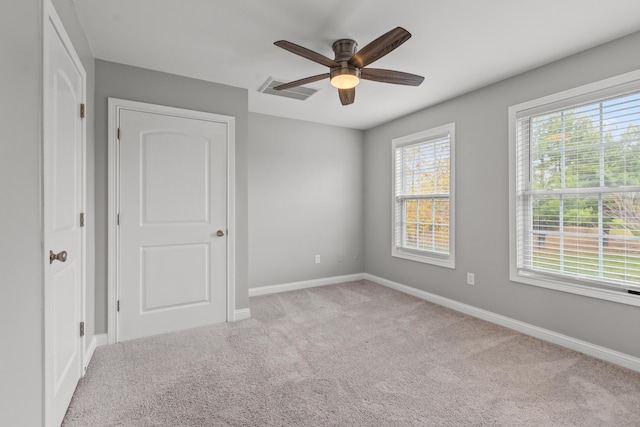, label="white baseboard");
[364,273,640,373]
[83,336,97,374]
[95,333,109,347]
[92,272,639,372]
[249,273,365,297]
[83,333,108,374]
[233,308,251,321]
